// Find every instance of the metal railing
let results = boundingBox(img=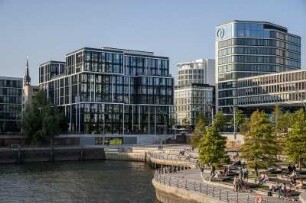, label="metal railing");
[153,169,294,203]
[147,151,197,163]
